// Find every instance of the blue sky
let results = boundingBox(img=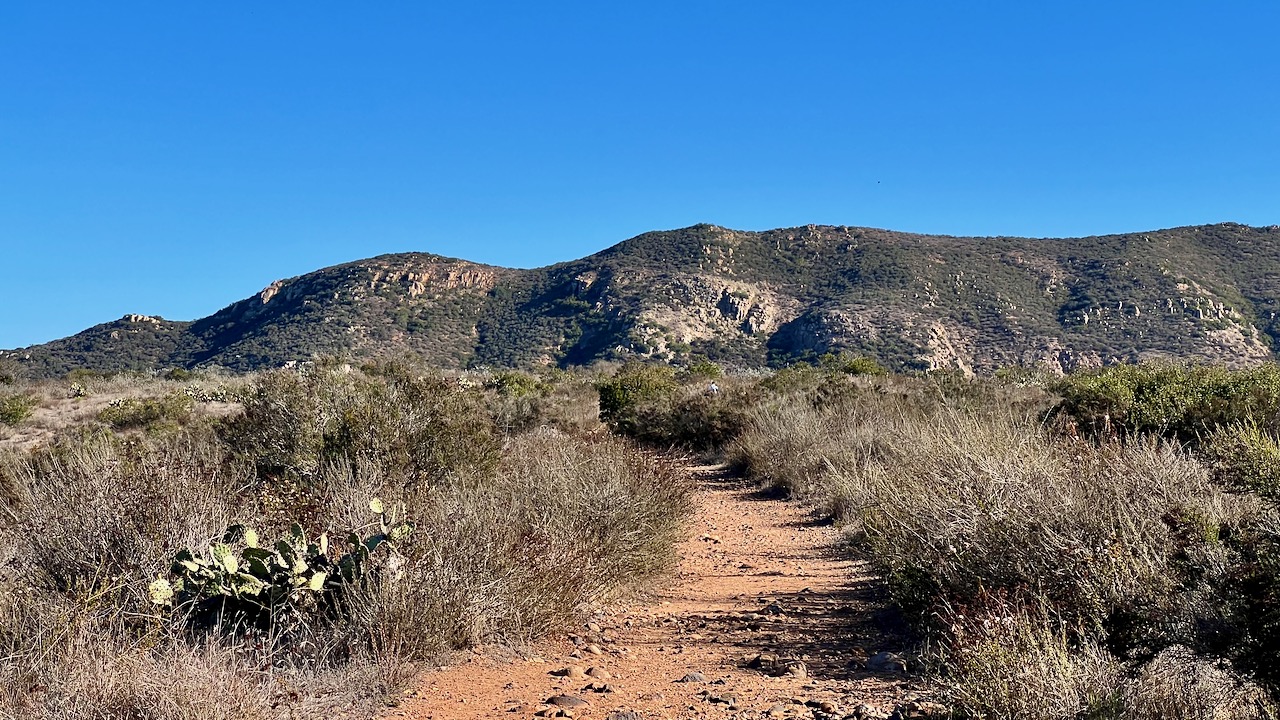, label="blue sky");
[2,2,1278,348]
